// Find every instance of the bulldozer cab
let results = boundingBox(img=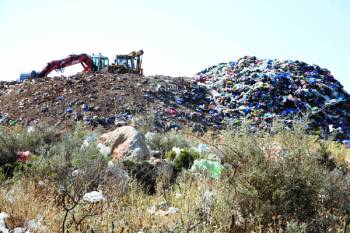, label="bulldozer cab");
[92,53,109,71]
[107,50,143,75]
